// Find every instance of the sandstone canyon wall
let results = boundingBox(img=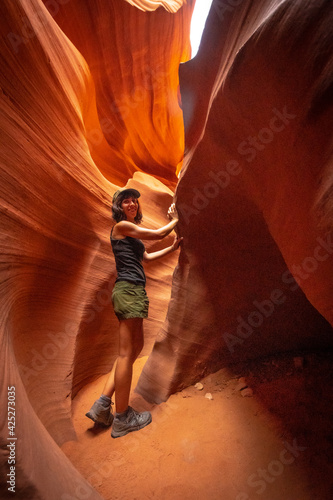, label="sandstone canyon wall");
[137,0,333,402]
[1,0,333,498]
[0,0,191,498]
[46,0,192,187]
